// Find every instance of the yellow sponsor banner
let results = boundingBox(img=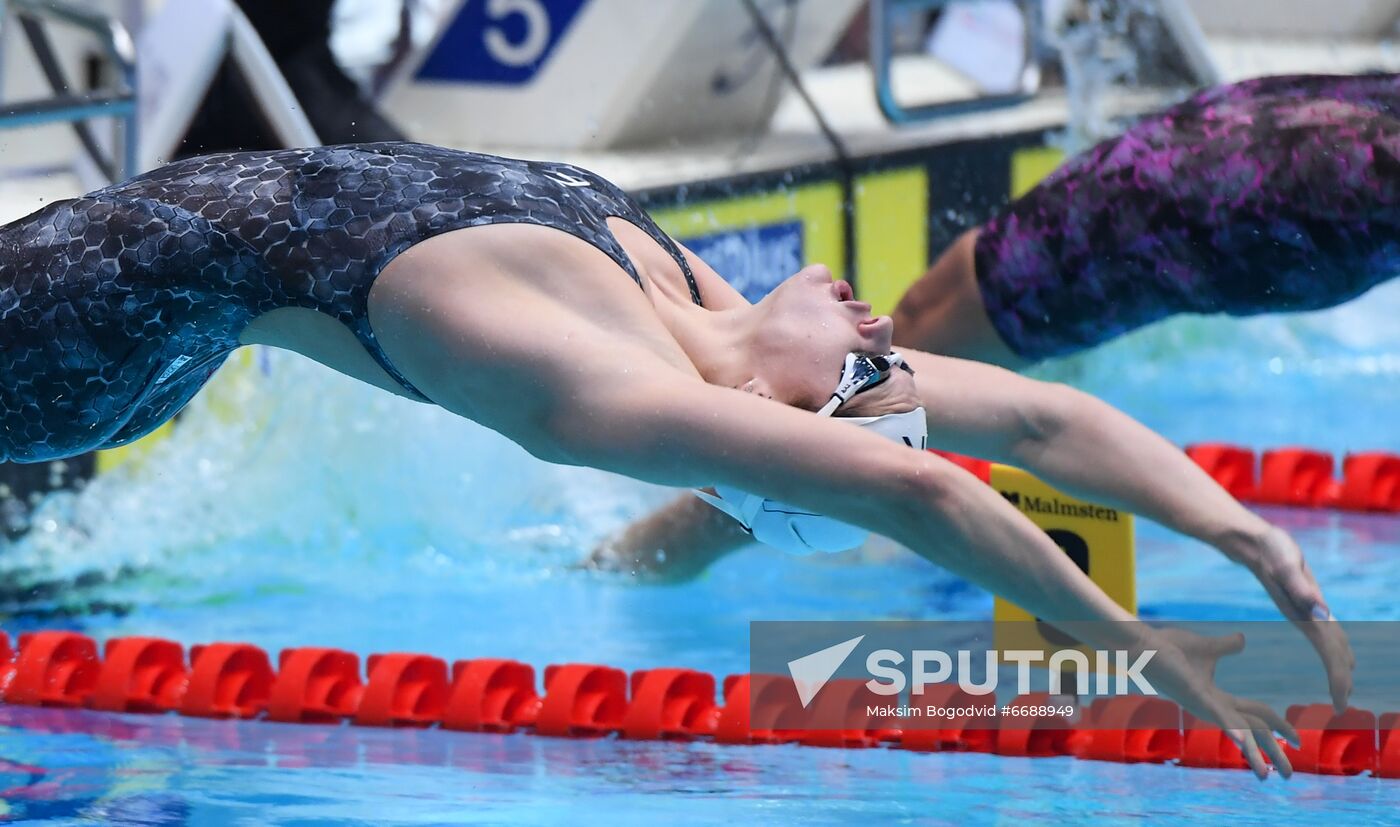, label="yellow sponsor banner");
[854,166,928,316]
[1010,145,1066,199]
[991,464,1136,655]
[651,182,847,279]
